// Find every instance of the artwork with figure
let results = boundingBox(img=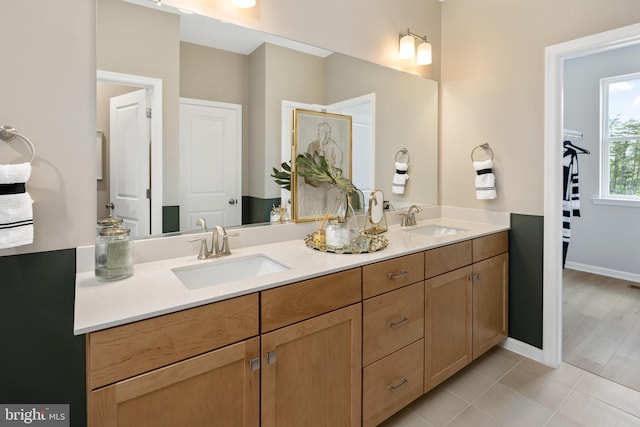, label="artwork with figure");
[292,109,352,222]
